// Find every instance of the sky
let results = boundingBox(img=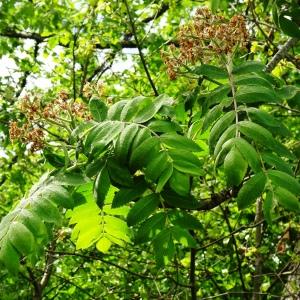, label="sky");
[0,40,137,96]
